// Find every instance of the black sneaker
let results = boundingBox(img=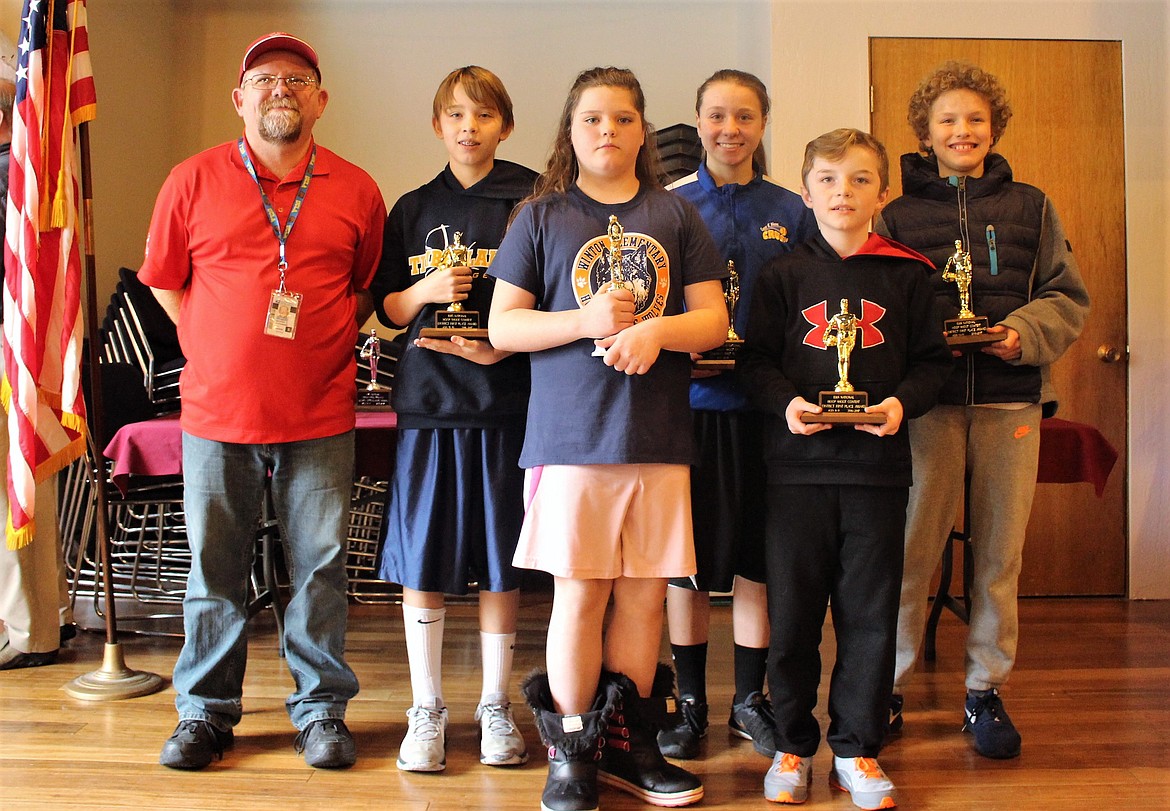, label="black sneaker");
[657,695,708,760]
[159,719,234,770]
[294,718,356,769]
[963,689,1021,759]
[59,623,78,645]
[728,691,778,758]
[0,647,57,670]
[888,693,904,736]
